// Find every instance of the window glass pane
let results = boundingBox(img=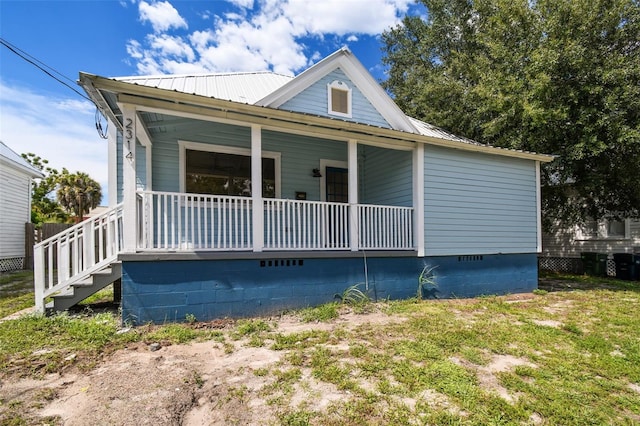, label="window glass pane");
[185,149,275,197]
[331,88,349,114]
[580,220,598,238]
[607,220,625,237]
